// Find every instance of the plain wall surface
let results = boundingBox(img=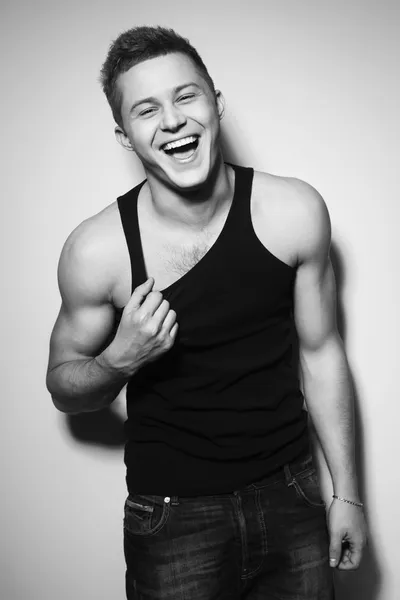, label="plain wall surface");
[1,0,399,598]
